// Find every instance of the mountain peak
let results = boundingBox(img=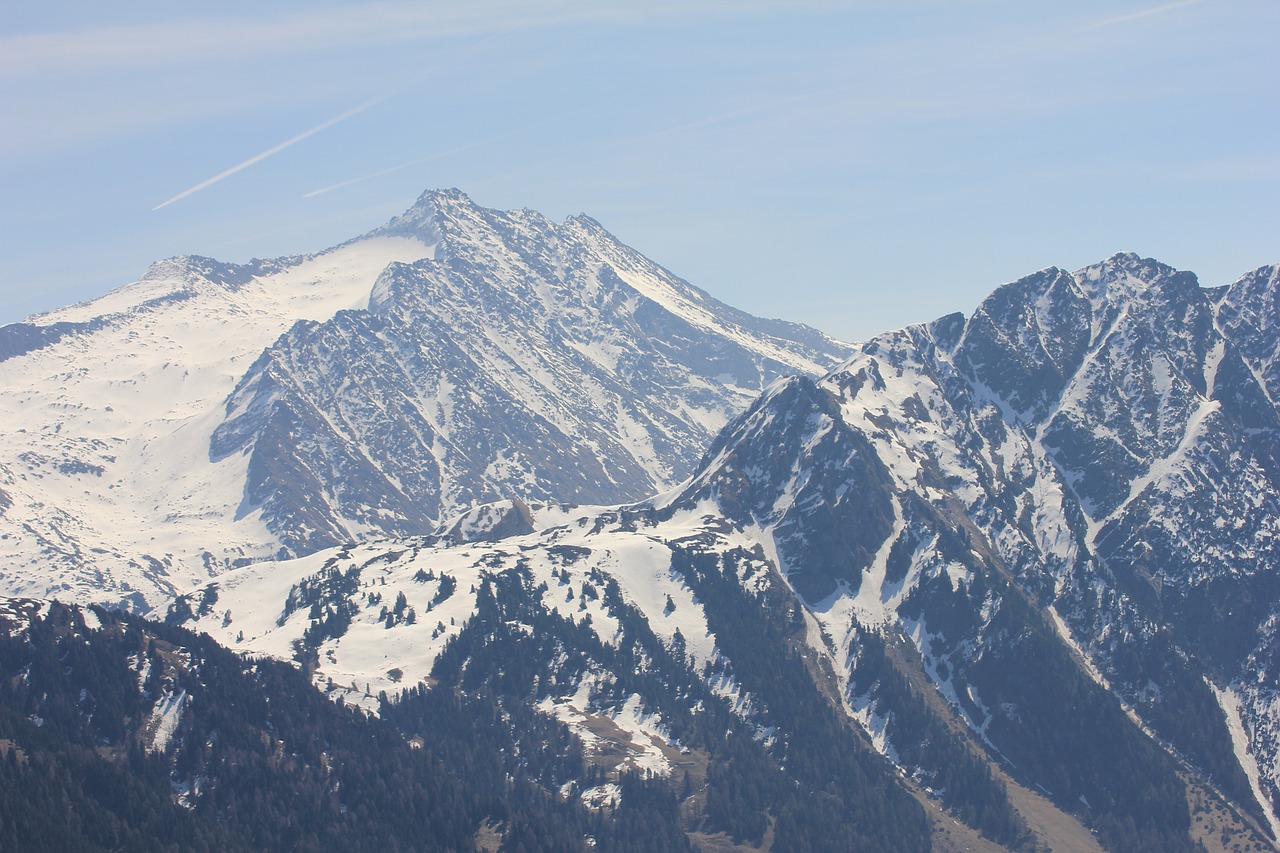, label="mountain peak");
[409,186,476,214]
[0,188,854,608]
[565,212,608,233]
[364,187,478,244]
[139,254,279,290]
[1072,251,1197,308]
